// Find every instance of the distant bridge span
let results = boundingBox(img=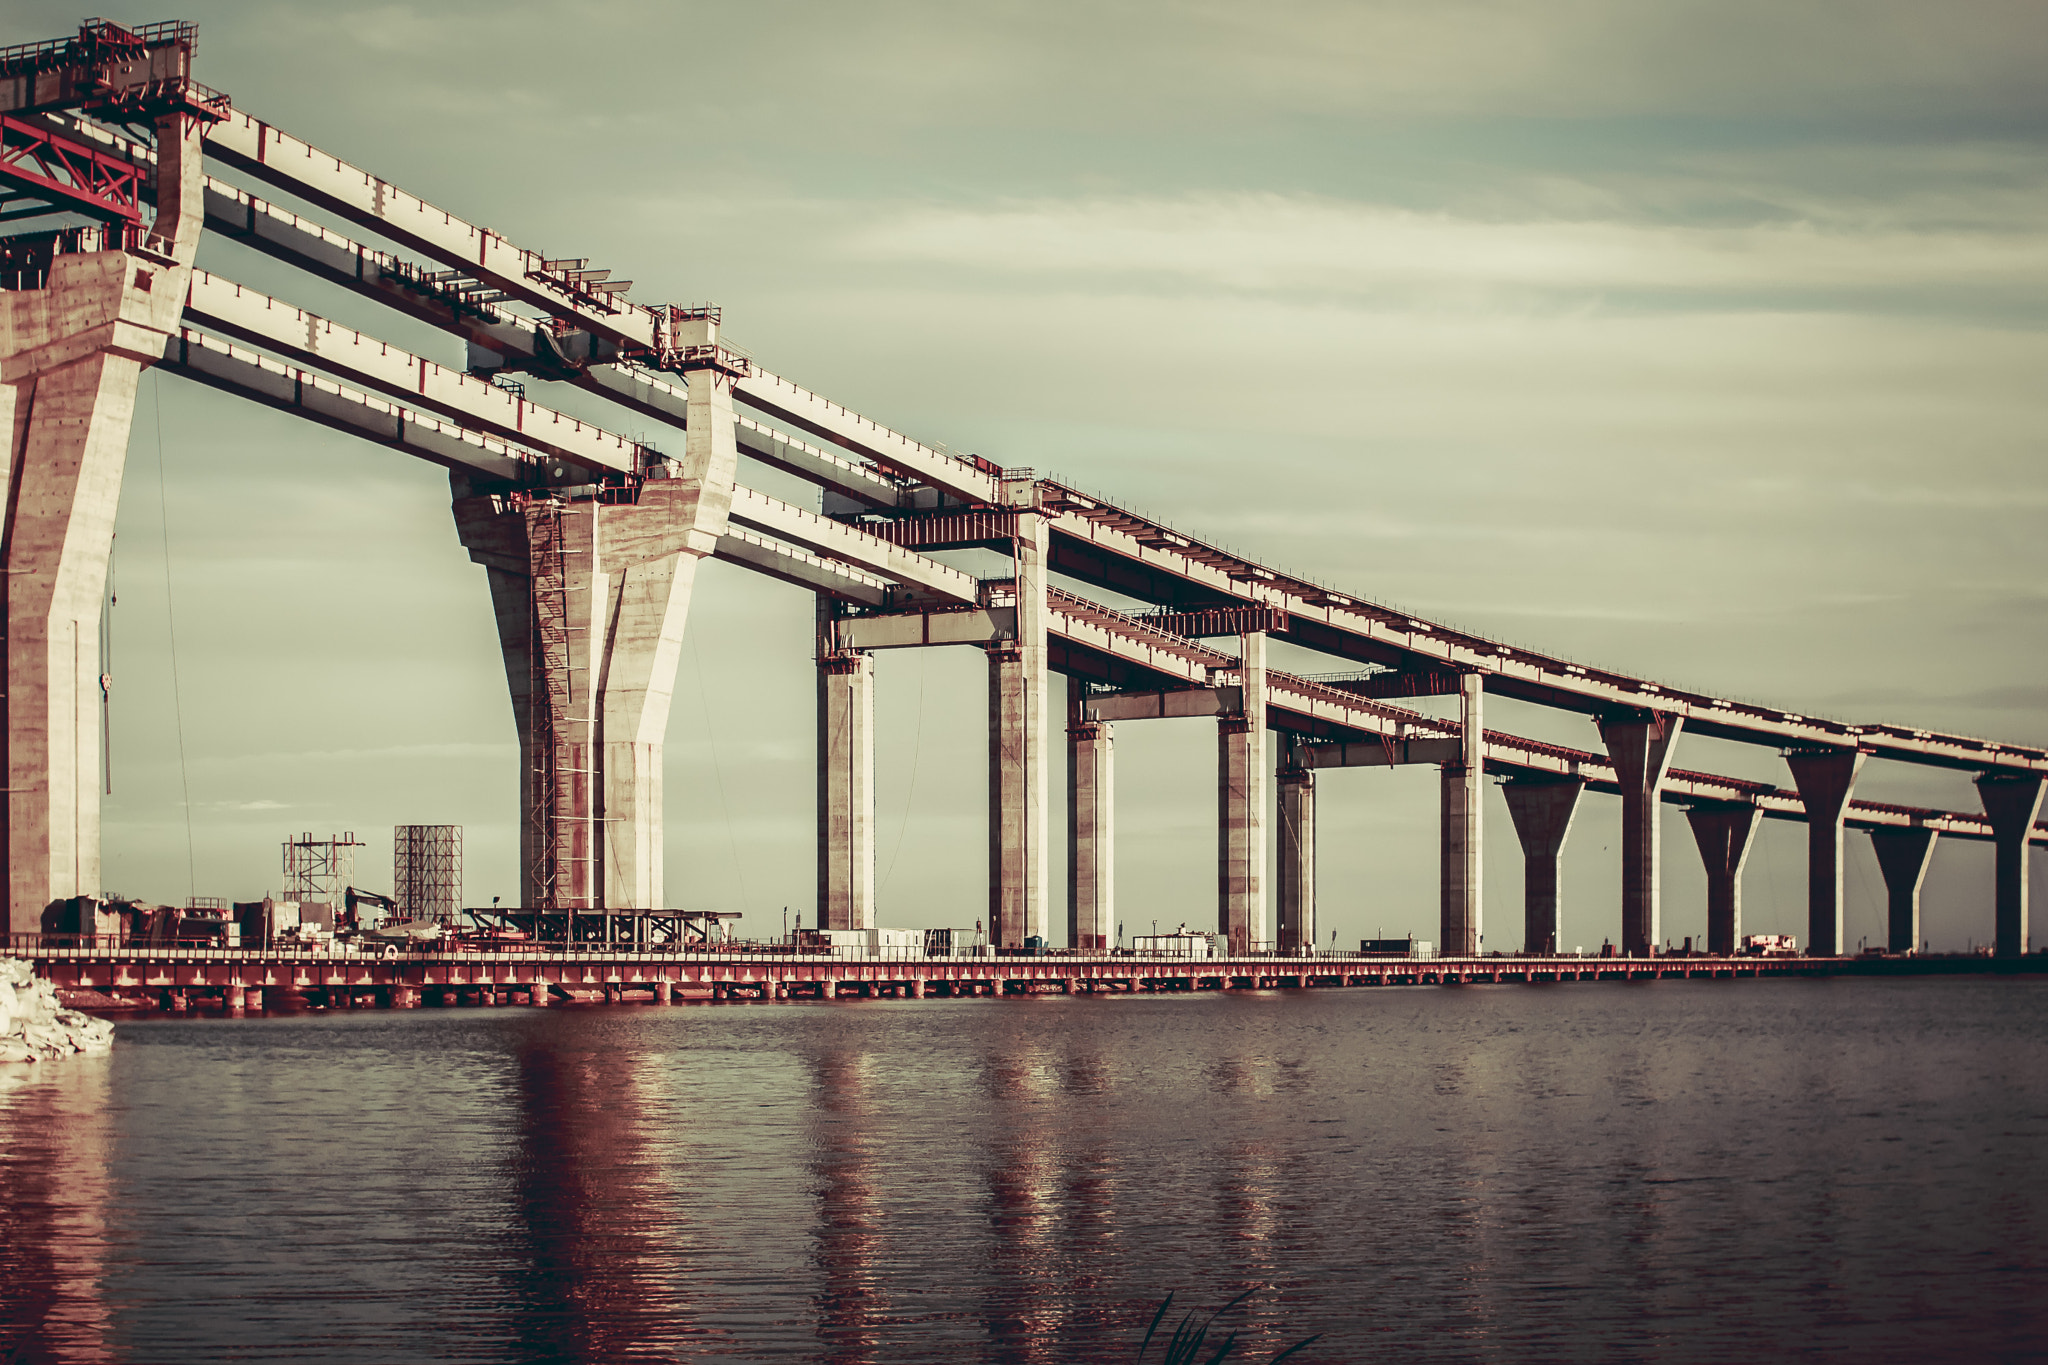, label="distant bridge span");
[3,21,2042,963]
